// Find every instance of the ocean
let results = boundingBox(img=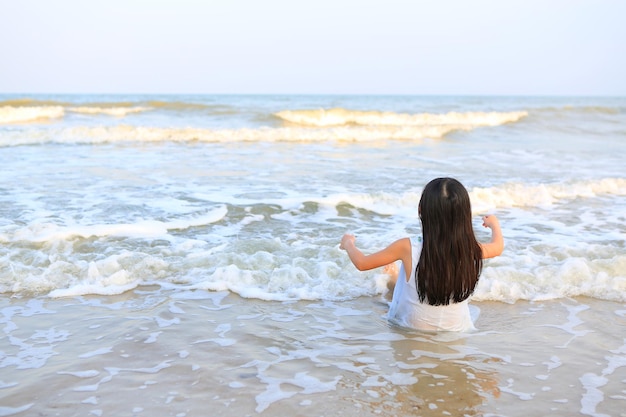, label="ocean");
[0,94,625,416]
